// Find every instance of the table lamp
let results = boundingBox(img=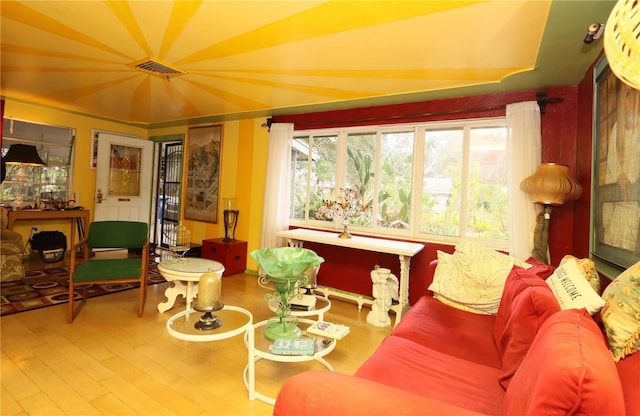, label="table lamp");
[3,144,46,209]
[520,163,582,264]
